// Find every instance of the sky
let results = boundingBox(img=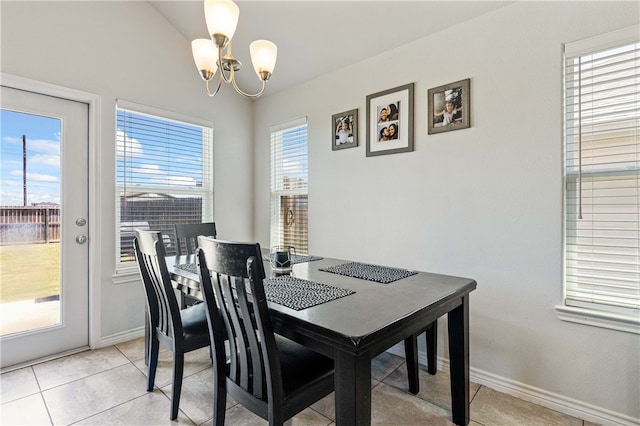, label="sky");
[116,109,206,191]
[1,107,307,207]
[1,107,209,208]
[1,110,61,206]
